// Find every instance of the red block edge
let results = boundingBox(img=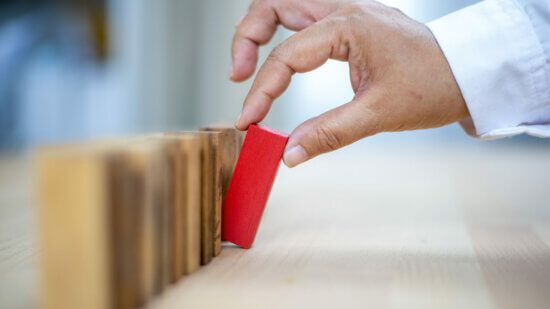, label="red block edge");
[222,124,289,249]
